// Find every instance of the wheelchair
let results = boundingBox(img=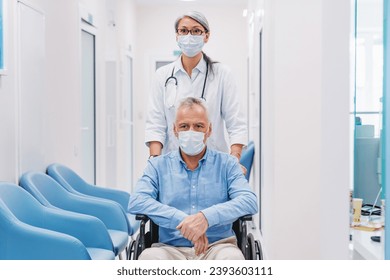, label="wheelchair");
[127,214,263,260]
